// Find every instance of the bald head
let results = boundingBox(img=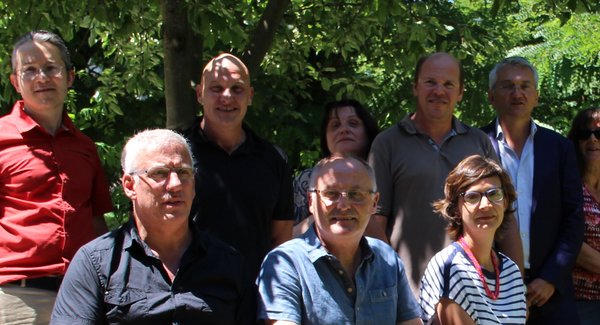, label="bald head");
[201,53,250,88]
[309,154,377,191]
